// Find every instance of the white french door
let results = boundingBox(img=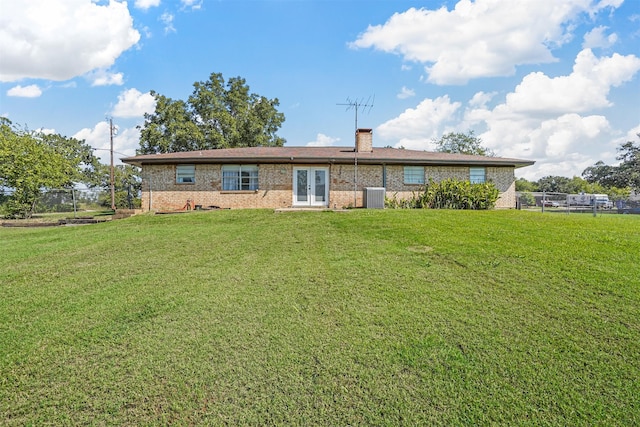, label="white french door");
[293,167,329,206]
